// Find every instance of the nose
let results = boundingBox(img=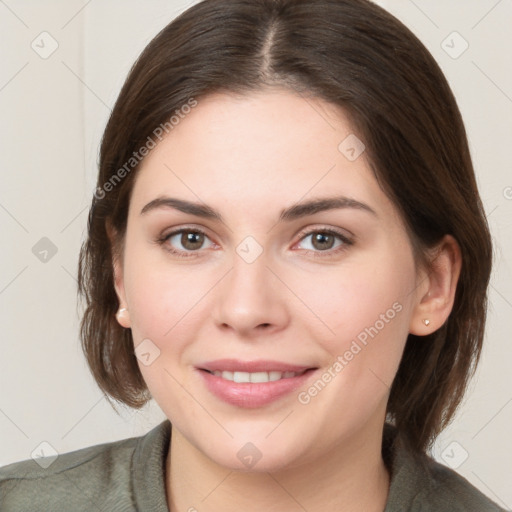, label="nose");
[212,251,289,338]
